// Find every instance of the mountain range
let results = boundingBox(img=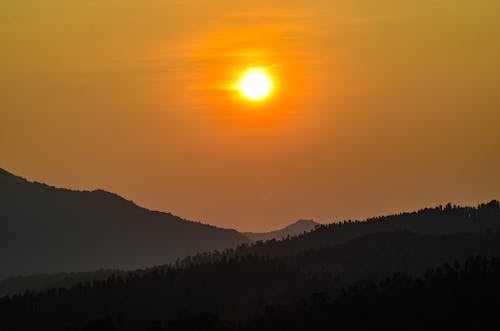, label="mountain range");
[0,168,328,279]
[0,168,252,278]
[0,201,499,330]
